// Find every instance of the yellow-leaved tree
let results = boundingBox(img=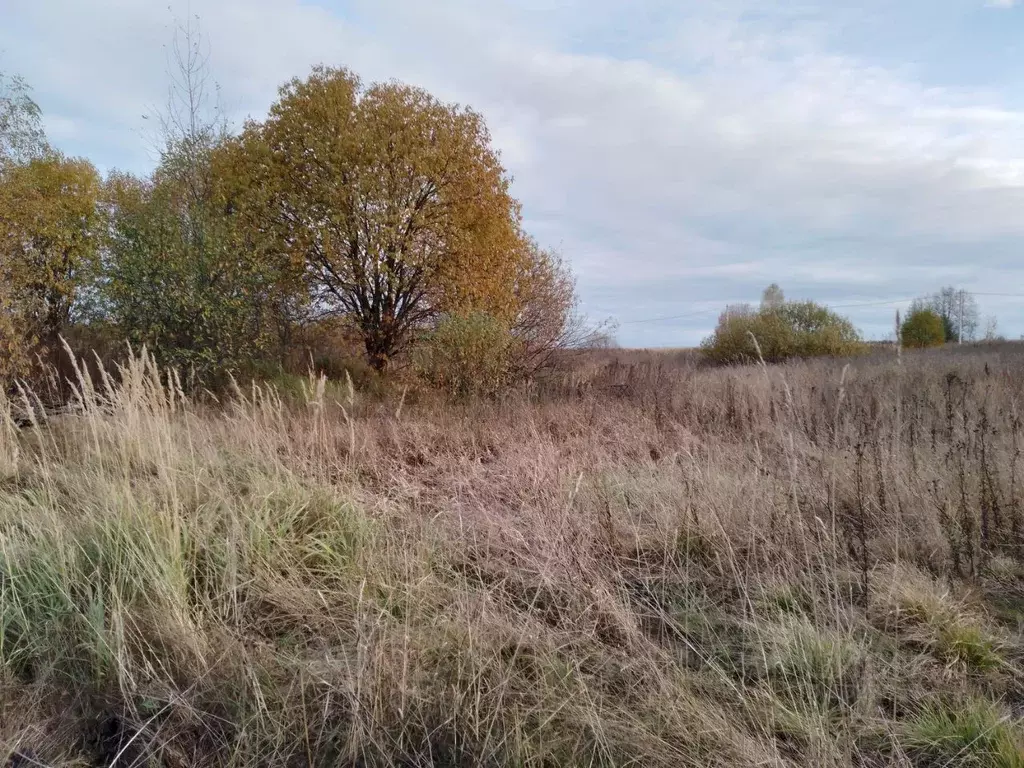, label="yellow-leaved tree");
[233,66,533,371]
[0,70,52,382]
[0,152,102,377]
